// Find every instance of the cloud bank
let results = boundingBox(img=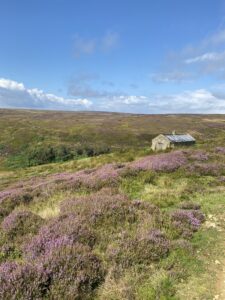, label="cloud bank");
[0,78,92,110]
[99,89,225,114]
[1,78,225,114]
